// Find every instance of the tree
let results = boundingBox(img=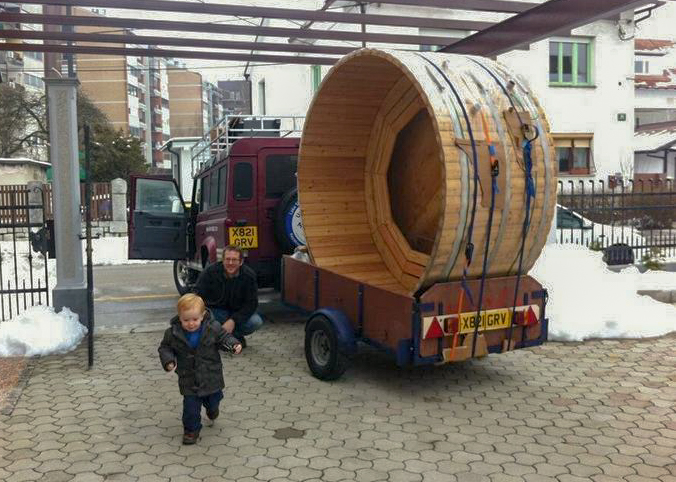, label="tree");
[77,90,109,132]
[0,85,112,159]
[88,127,147,183]
[0,84,46,158]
